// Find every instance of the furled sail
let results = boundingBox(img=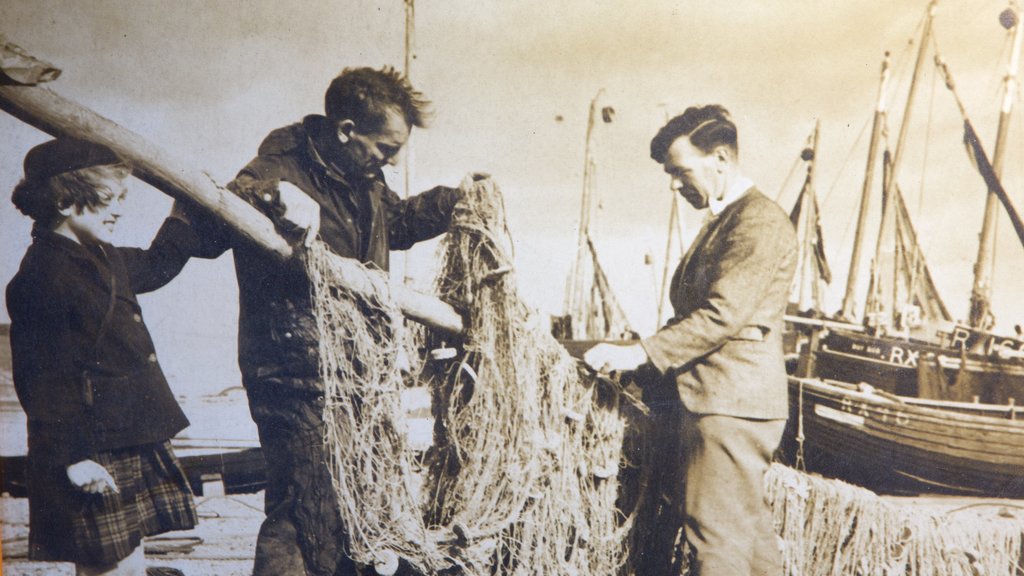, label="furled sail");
[788,135,832,316]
